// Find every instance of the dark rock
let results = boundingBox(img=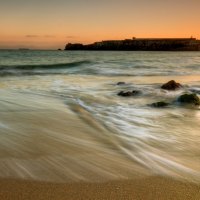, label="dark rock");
[118,91,132,97]
[117,82,125,85]
[177,93,200,105]
[58,48,62,51]
[151,101,169,108]
[117,90,140,97]
[161,80,182,90]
